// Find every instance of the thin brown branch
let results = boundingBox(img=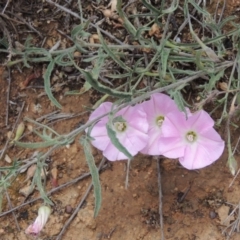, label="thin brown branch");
[5,191,20,231]
[0,162,108,218]
[5,67,10,126]
[56,157,106,240]
[157,158,164,240]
